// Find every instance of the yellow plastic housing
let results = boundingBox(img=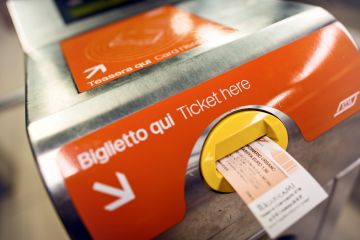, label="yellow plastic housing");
[200,110,288,192]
